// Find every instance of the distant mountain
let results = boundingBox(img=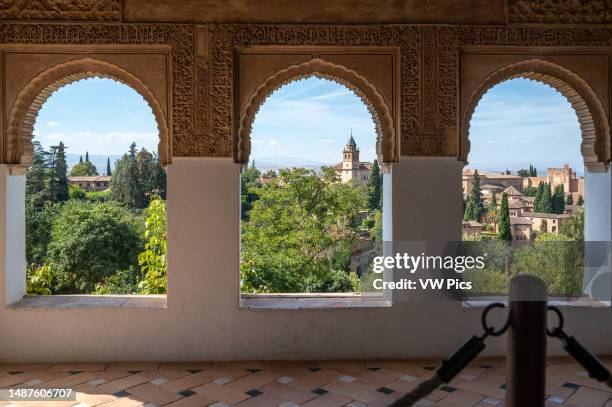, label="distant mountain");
[251,155,333,172]
[66,154,122,175]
